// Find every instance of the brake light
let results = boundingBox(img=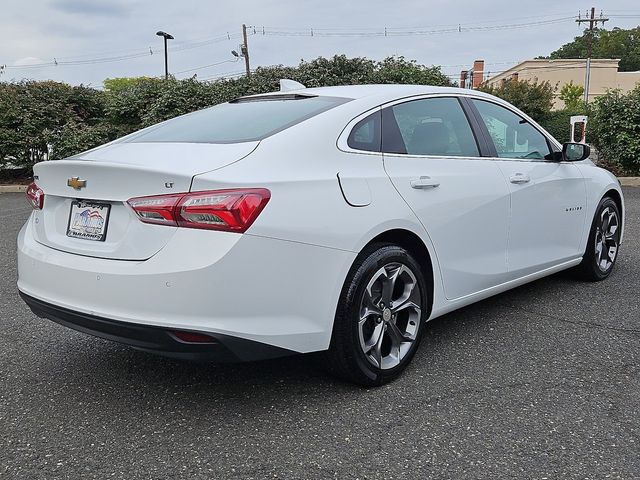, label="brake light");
[127,188,270,233]
[126,193,183,226]
[26,182,44,210]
